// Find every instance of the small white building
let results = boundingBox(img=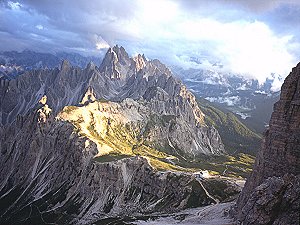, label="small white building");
[193,170,210,179]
